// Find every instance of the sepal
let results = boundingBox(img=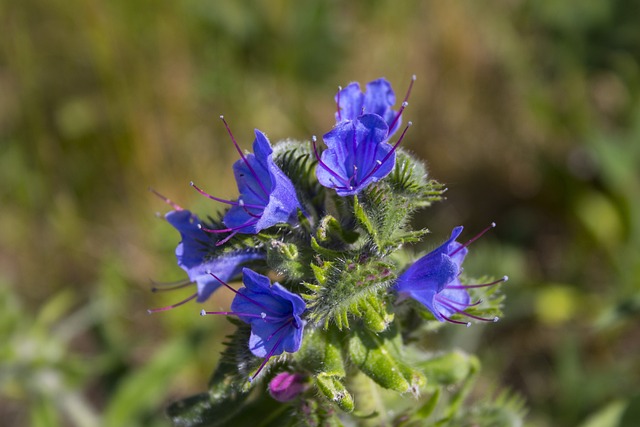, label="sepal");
[315,374,355,413]
[347,323,425,394]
